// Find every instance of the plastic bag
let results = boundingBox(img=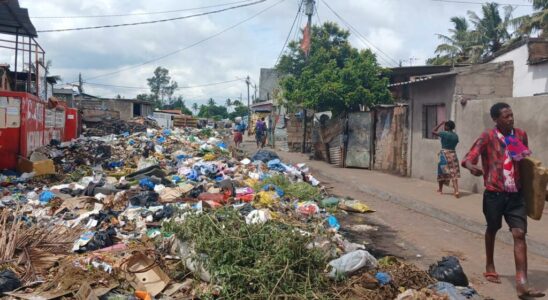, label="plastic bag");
[375,272,391,286]
[320,197,340,208]
[245,209,271,224]
[256,191,278,207]
[429,282,481,300]
[296,202,320,216]
[251,150,279,163]
[428,256,469,287]
[326,215,340,231]
[338,200,374,213]
[328,250,378,278]
[0,270,21,293]
[39,190,55,204]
